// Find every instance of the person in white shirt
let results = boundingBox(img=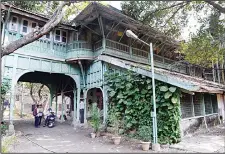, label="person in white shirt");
[80,99,84,123]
